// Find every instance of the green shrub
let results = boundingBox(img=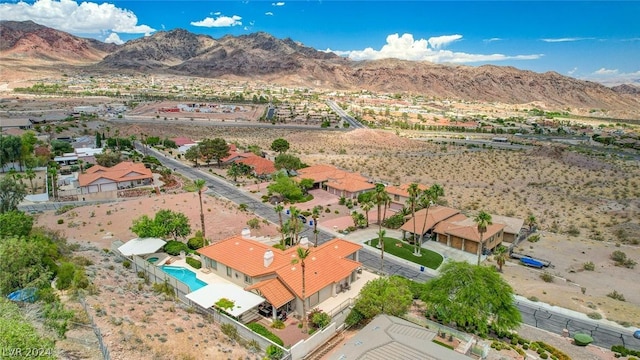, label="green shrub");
[583,261,595,271]
[57,219,64,224]
[56,262,76,290]
[246,323,284,346]
[220,323,239,341]
[271,319,285,329]
[345,308,364,327]
[311,311,331,329]
[611,345,640,357]
[607,290,626,301]
[540,353,549,359]
[122,260,131,269]
[540,272,554,283]
[187,236,204,250]
[186,257,201,269]
[265,345,284,360]
[528,234,540,242]
[164,240,189,255]
[587,312,602,320]
[247,218,261,229]
[433,339,454,350]
[382,213,405,229]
